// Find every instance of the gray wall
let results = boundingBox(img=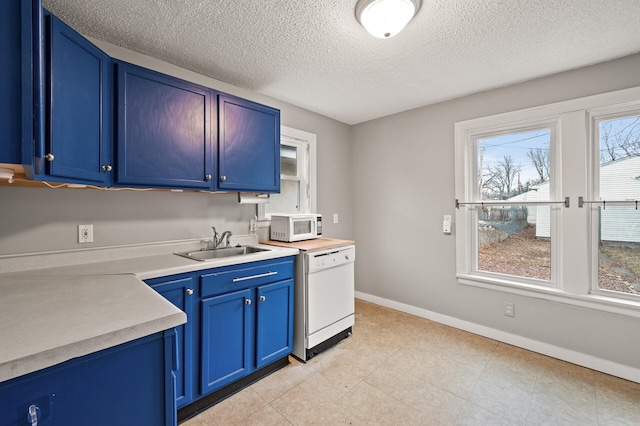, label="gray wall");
[0,40,352,256]
[351,53,640,370]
